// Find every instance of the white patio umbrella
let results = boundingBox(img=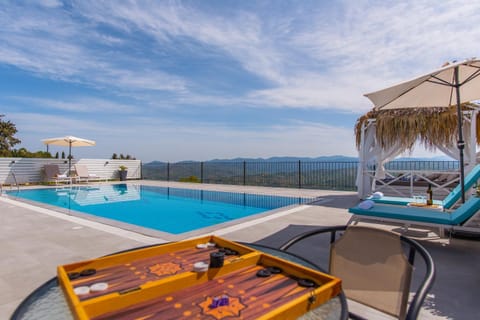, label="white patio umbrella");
[364,58,480,202]
[41,135,96,176]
